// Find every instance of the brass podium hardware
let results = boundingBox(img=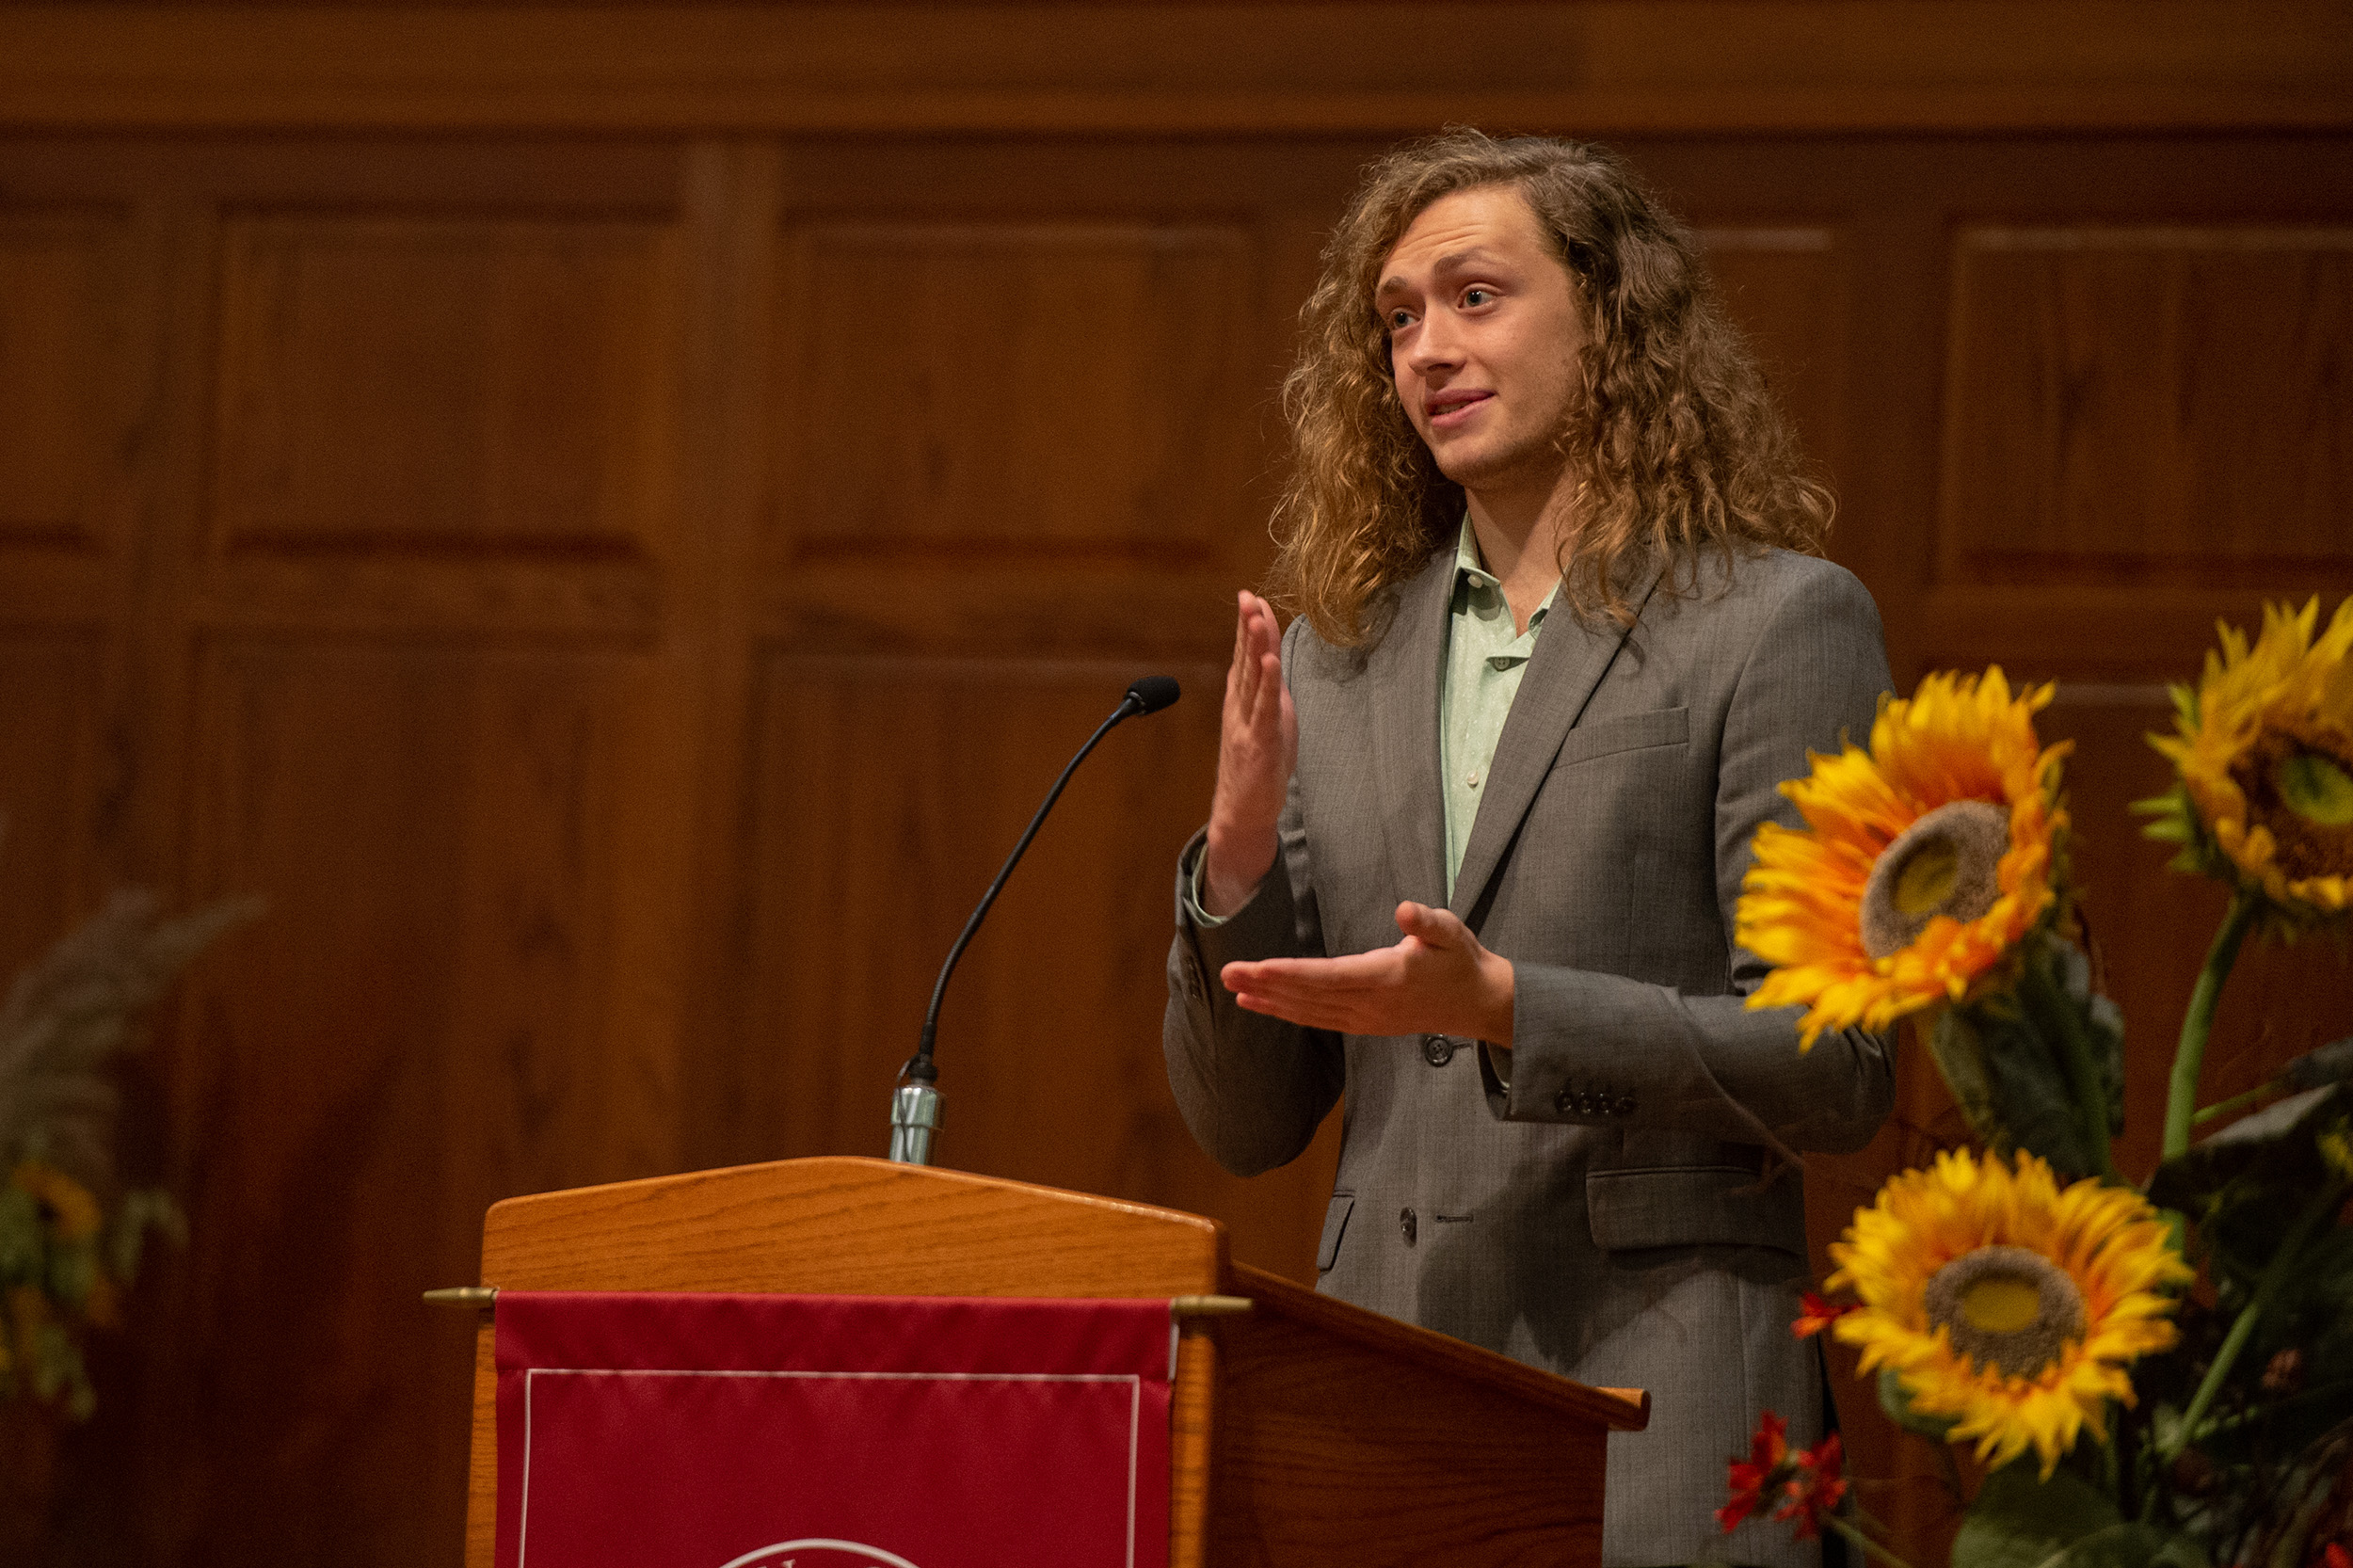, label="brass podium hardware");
[424,1285,1248,1317]
[424,1287,498,1308]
